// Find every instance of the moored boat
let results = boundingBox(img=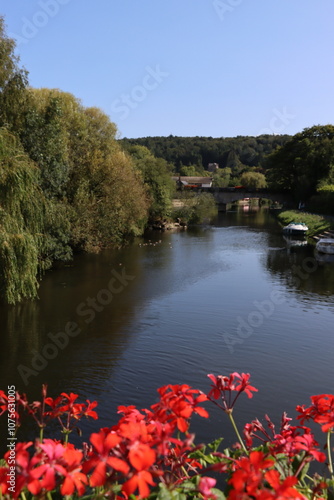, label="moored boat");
[315,238,334,255]
[282,222,308,237]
